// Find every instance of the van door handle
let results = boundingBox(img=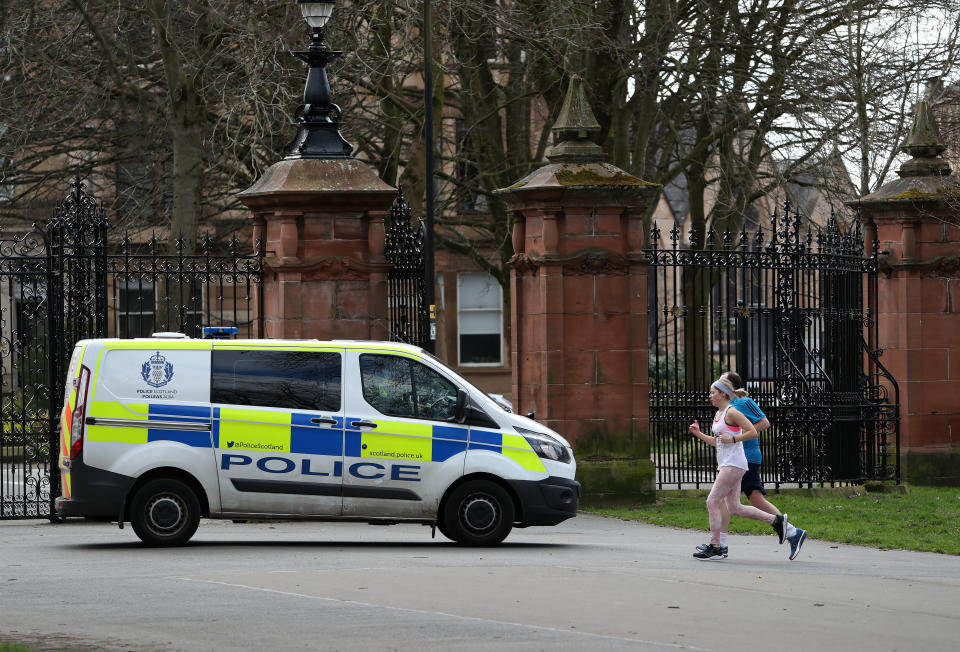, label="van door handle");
[350,420,378,429]
[310,416,338,426]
